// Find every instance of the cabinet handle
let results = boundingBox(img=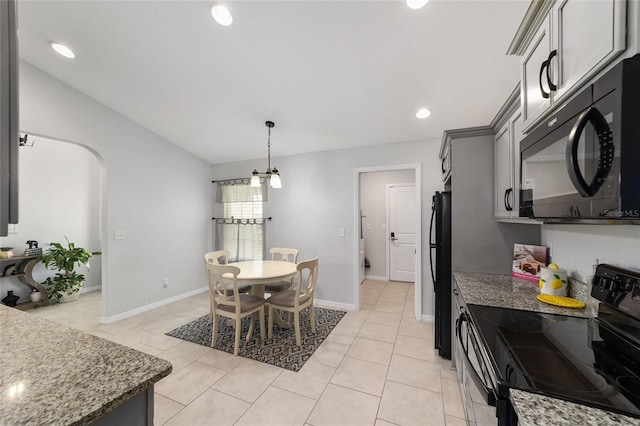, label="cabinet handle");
[539,59,551,99]
[546,50,558,92]
[441,158,446,174]
[503,189,509,211]
[507,188,513,211]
